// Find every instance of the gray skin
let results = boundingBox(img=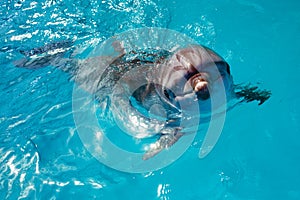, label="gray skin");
[14,41,270,160]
